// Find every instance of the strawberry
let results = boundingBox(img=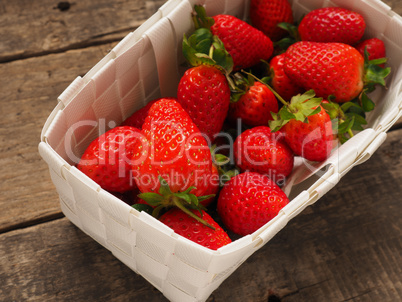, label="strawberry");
[240,72,335,161]
[282,104,334,162]
[159,208,231,250]
[130,98,219,228]
[233,126,294,183]
[77,126,141,193]
[217,172,289,236]
[178,23,233,142]
[192,5,274,71]
[249,0,294,41]
[228,75,279,127]
[177,64,230,142]
[200,163,220,207]
[269,53,304,102]
[355,38,386,68]
[298,7,366,45]
[284,41,365,103]
[132,98,212,197]
[121,97,176,129]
